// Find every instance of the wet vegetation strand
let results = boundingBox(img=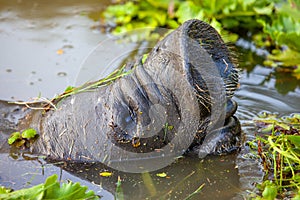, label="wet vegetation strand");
[248,113,300,199]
